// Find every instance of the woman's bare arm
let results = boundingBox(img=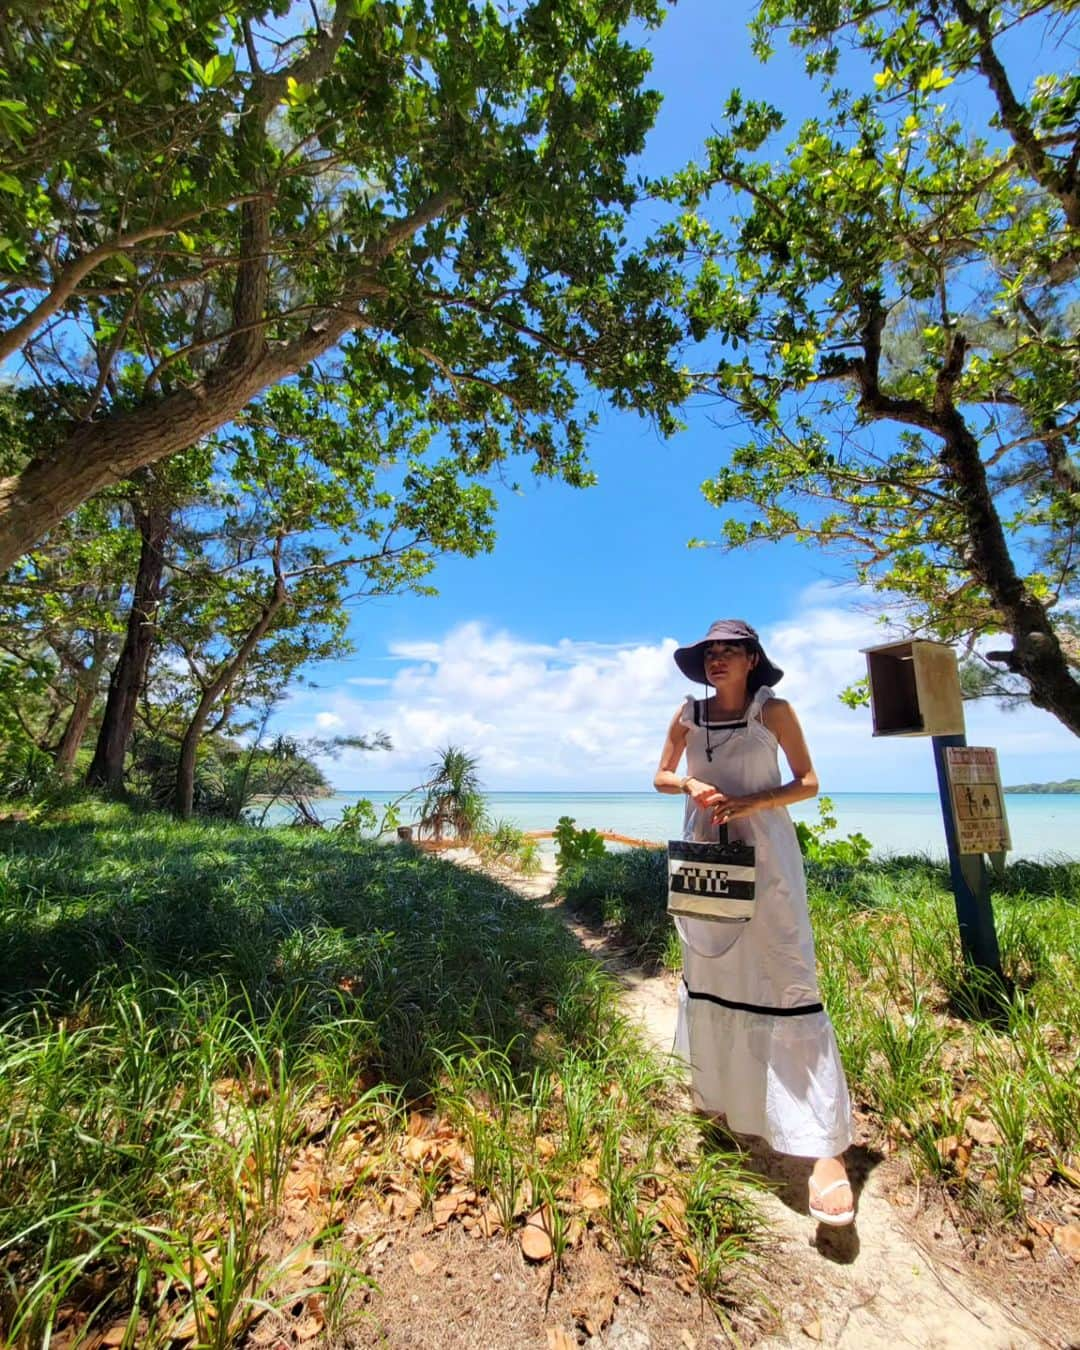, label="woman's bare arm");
[763,698,819,806]
[653,705,722,810]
